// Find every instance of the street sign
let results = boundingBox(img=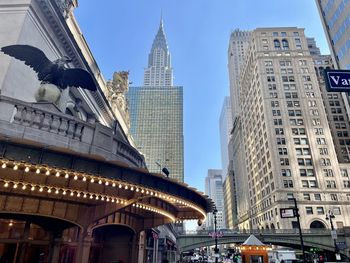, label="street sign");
[280,208,295,218]
[336,241,347,249]
[331,230,337,240]
[324,69,350,92]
